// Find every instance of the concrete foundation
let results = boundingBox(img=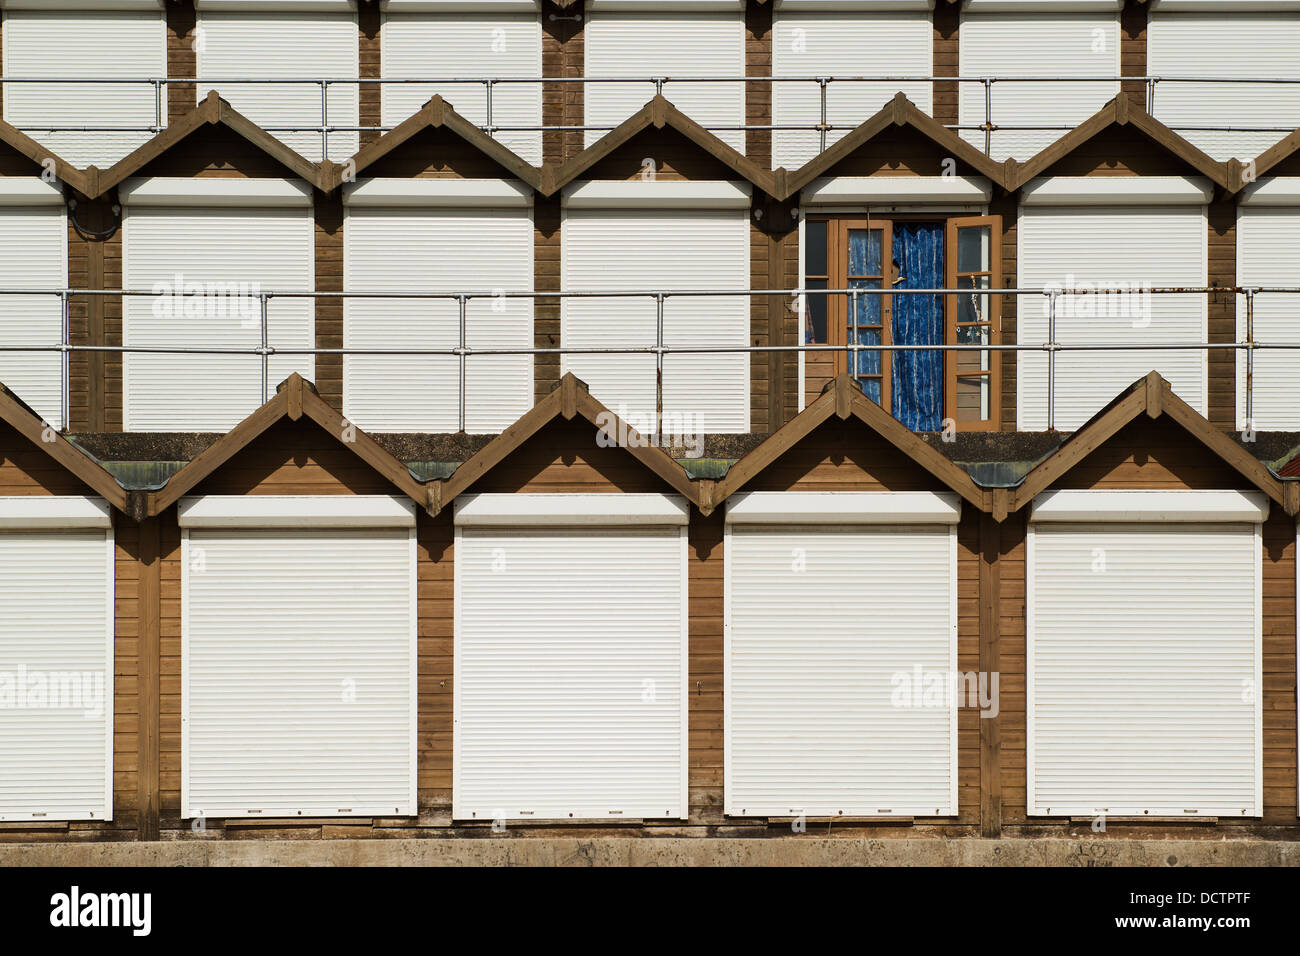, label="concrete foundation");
[2,837,1296,867]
